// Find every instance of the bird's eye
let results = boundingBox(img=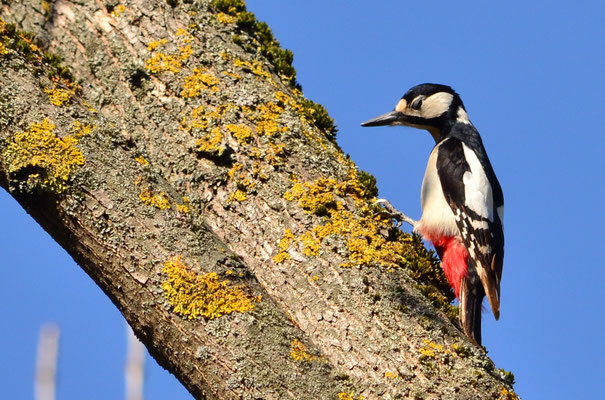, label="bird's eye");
[411,98,423,110]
